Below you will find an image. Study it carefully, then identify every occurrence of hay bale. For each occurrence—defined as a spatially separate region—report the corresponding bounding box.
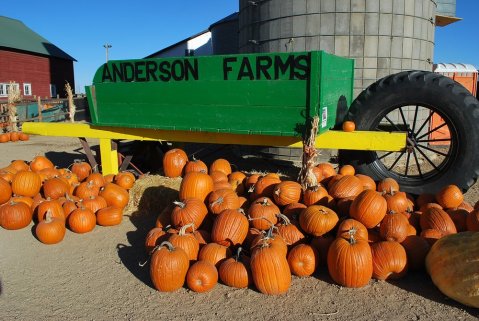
[125,174,181,216]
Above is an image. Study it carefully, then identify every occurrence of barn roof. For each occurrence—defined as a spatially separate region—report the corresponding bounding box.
[0,16,76,61]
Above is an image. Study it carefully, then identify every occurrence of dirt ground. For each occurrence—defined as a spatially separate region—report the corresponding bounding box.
[0,135,478,321]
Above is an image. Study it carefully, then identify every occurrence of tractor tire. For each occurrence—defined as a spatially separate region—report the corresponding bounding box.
[338,70,479,195]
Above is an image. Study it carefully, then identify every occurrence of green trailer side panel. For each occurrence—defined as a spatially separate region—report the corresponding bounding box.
[86,51,354,137]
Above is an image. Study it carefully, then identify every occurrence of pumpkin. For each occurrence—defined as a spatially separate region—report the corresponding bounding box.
[96,206,123,226]
[35,211,66,244]
[150,241,189,292]
[184,157,208,174]
[168,223,200,261]
[171,199,208,231]
[401,235,430,271]
[327,230,373,288]
[11,171,42,197]
[178,172,214,202]
[384,191,411,214]
[74,180,100,199]
[11,196,34,208]
[379,212,409,242]
[0,177,12,205]
[370,241,408,280]
[81,195,108,214]
[275,214,305,247]
[62,196,78,219]
[425,232,479,308]
[162,148,188,178]
[211,208,249,247]
[29,155,54,172]
[71,160,92,182]
[9,131,19,142]
[247,197,279,230]
[249,175,281,200]
[250,227,288,256]
[186,260,218,292]
[302,185,329,206]
[299,205,338,237]
[250,239,291,295]
[435,184,464,209]
[42,177,70,200]
[328,175,363,199]
[8,160,29,173]
[420,207,457,235]
[377,177,400,194]
[336,218,368,241]
[198,243,232,268]
[416,193,436,208]
[209,158,232,176]
[208,188,240,215]
[68,207,96,233]
[355,174,376,190]
[420,229,444,246]
[287,244,318,277]
[38,167,61,182]
[113,171,136,190]
[0,201,32,230]
[310,235,334,267]
[315,163,337,184]
[145,226,176,254]
[218,247,252,288]
[36,198,65,222]
[85,172,105,188]
[273,181,302,206]
[283,202,307,220]
[99,183,129,209]
[156,205,173,229]
[338,164,355,176]
[342,120,355,132]
[446,208,469,232]
[209,170,228,184]
[349,190,387,228]
[228,171,246,195]
[19,132,29,141]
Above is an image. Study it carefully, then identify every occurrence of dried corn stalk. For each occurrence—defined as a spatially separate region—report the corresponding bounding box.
[298,116,319,190]
[7,81,21,132]
[65,82,76,123]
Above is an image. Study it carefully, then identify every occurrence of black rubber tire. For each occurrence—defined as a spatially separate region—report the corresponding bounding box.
[338,70,479,195]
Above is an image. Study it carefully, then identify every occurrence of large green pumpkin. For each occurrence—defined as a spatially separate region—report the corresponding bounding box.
[425,231,479,308]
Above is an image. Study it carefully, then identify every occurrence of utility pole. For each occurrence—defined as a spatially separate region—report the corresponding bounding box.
[103,43,112,62]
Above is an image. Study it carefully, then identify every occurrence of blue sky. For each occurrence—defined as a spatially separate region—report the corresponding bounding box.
[2,1,478,94]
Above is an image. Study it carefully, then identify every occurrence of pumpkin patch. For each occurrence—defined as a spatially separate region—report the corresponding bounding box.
[2,148,478,308]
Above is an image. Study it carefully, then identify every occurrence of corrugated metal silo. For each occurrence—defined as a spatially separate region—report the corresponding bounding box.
[239,0,437,97]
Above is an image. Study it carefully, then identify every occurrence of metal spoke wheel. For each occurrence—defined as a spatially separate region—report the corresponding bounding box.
[338,71,479,195]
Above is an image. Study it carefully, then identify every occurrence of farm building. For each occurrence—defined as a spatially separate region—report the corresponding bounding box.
[0,16,76,102]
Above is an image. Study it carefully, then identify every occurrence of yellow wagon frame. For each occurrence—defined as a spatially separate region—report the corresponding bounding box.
[22,122,406,175]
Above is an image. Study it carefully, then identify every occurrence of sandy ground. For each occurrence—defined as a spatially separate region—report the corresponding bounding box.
[0,135,478,321]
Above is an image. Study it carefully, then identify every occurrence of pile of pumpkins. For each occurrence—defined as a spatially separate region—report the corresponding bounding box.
[0,131,29,143]
[0,156,133,244]
[146,148,479,308]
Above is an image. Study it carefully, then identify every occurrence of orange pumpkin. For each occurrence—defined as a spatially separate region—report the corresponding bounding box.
[186,260,218,293]
[178,172,214,202]
[162,148,188,178]
[150,241,189,292]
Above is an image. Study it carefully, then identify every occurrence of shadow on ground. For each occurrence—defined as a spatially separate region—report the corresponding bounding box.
[116,185,179,290]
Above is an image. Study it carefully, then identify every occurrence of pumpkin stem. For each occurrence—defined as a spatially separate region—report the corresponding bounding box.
[260,197,270,206]
[179,223,195,235]
[44,209,53,223]
[210,196,224,207]
[276,213,291,226]
[234,247,243,262]
[173,201,186,209]
[159,241,175,252]
[348,228,357,245]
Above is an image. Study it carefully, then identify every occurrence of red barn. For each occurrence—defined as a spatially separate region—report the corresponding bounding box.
[0,16,76,102]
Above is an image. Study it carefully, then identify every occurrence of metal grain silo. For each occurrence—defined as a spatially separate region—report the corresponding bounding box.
[239,0,437,97]
[210,13,239,55]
